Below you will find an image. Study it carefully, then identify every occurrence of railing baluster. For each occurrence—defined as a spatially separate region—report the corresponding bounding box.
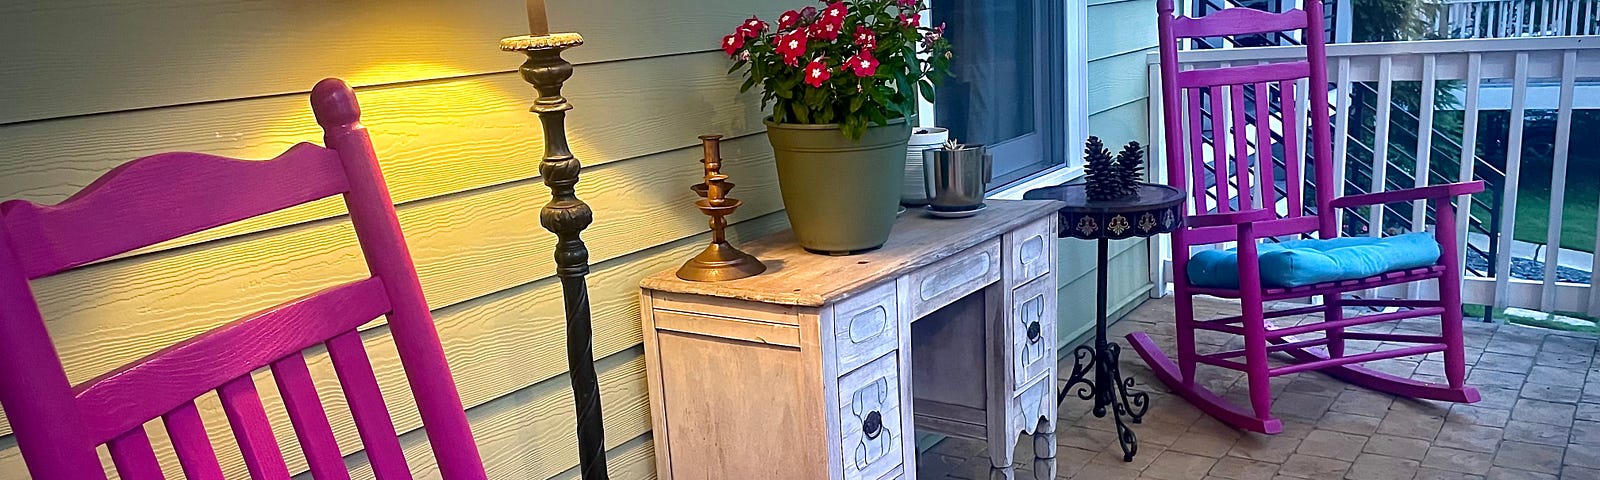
[1333,57,1353,235]
[1492,52,1529,315]
[1541,50,1576,312]
[1413,55,1438,232]
[1370,56,1394,237]
[1458,53,1483,287]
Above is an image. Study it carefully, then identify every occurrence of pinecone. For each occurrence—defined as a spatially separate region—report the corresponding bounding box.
[1083,136,1120,201]
[1114,141,1146,197]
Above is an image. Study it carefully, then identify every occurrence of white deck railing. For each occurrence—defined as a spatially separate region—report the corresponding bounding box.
[1435,0,1600,38]
[1147,36,1600,315]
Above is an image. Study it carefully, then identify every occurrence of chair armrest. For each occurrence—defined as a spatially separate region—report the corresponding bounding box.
[1329,181,1485,209]
[1187,208,1275,228]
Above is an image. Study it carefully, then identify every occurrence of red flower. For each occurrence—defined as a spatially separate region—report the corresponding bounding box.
[810,21,841,41]
[854,26,877,50]
[777,10,801,30]
[739,16,767,38]
[821,2,848,26]
[776,29,809,66]
[845,50,880,77]
[898,12,921,27]
[721,33,745,56]
[897,0,917,7]
[803,59,832,87]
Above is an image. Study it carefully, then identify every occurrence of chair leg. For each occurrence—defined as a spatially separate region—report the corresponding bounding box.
[1175,289,1198,386]
[1440,279,1467,389]
[1324,294,1345,358]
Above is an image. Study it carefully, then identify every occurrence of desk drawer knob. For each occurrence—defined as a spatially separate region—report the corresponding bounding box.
[1027,320,1042,343]
[862,411,883,439]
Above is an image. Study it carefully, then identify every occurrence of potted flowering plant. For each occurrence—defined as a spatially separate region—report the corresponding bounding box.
[723,0,952,254]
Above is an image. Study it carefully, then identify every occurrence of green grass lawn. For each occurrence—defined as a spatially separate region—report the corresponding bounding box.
[1507,150,1600,254]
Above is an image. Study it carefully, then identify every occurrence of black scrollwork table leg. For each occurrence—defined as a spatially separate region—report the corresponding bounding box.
[1057,237,1150,462]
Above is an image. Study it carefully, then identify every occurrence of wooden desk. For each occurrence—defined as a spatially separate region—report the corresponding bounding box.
[640,200,1063,480]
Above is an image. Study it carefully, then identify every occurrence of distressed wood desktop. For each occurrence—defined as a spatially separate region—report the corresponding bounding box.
[639,200,1063,480]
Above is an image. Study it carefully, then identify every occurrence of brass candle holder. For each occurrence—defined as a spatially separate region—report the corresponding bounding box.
[677,135,767,282]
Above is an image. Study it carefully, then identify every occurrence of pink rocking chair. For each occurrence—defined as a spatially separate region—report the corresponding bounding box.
[0,79,489,478]
[1128,0,1486,434]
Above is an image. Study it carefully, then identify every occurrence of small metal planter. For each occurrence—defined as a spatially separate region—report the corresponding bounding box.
[923,144,992,217]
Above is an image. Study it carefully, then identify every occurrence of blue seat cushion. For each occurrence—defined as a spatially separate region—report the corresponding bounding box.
[1186,232,1442,289]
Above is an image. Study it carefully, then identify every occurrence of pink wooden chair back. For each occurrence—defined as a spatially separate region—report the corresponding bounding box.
[1155,0,1338,246]
[0,79,487,479]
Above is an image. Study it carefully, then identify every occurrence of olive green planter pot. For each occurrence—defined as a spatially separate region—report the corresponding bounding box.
[766,117,911,254]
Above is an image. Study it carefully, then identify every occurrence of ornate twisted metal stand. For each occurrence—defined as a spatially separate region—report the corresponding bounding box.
[502,32,610,480]
[1025,183,1185,463]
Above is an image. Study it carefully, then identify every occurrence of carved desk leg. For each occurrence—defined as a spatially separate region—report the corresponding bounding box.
[1033,416,1057,480]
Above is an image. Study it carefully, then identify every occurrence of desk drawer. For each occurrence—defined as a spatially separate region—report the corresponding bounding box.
[838,352,905,480]
[1006,217,1054,288]
[833,281,900,376]
[1012,274,1056,389]
[908,239,1001,318]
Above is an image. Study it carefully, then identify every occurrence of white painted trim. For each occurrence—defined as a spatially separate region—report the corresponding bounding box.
[987,165,1084,200]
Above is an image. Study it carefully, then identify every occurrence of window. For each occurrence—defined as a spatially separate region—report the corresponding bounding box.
[927,0,1085,188]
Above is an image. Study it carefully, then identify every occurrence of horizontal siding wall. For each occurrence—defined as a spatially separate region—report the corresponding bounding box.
[0,0,798,478]
[1058,0,1160,345]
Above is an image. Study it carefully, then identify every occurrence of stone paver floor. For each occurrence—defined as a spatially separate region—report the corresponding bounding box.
[916,296,1600,479]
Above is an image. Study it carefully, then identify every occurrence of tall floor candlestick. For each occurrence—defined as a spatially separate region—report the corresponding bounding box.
[502,28,609,480]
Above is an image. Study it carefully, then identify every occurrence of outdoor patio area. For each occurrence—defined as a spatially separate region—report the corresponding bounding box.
[919,296,1600,479]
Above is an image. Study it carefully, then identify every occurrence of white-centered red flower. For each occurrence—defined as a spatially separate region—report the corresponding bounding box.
[897,0,918,8]
[739,17,767,38]
[822,2,848,26]
[722,33,745,56]
[777,10,801,30]
[810,21,841,41]
[898,12,921,27]
[844,50,880,77]
[854,26,877,50]
[804,59,832,87]
[776,29,809,66]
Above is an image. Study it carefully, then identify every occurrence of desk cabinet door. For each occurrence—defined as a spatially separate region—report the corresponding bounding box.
[837,352,905,480]
[1013,274,1056,389]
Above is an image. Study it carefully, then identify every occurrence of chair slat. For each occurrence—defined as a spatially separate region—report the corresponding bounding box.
[1186,88,1210,214]
[272,353,352,480]
[75,276,391,444]
[1211,86,1232,211]
[1177,61,1311,89]
[107,427,165,480]
[1229,83,1253,210]
[1254,82,1276,211]
[1169,7,1309,38]
[0,143,348,279]
[218,376,292,479]
[1280,80,1303,216]
[162,401,226,480]
[327,331,412,478]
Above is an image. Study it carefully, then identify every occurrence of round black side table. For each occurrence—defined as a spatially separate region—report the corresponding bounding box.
[1023,182,1184,462]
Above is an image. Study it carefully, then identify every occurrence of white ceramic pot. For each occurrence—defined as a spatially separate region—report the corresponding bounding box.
[902,127,950,206]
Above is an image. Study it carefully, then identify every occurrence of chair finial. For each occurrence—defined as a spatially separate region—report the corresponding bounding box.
[311,78,362,129]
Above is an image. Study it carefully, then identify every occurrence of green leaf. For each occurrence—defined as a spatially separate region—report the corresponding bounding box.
[918,80,935,103]
[740,77,757,93]
[728,60,747,74]
[849,94,866,113]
